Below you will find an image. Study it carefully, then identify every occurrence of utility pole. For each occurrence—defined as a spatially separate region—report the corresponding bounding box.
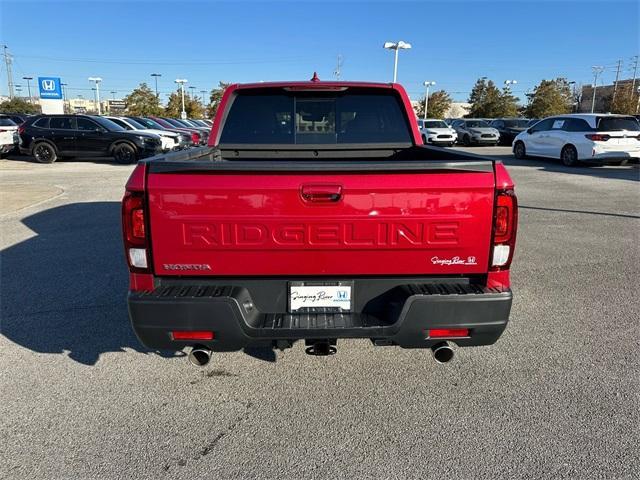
[611,59,622,106]
[3,45,14,99]
[590,66,605,113]
[333,54,343,80]
[630,56,639,93]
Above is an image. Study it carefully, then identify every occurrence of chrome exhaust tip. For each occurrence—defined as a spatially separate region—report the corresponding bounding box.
[431,341,454,364]
[188,345,212,367]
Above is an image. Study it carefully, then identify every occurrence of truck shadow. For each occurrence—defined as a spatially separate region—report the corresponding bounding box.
[0,201,181,365]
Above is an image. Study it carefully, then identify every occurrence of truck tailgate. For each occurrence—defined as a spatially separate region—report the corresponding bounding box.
[147,170,495,276]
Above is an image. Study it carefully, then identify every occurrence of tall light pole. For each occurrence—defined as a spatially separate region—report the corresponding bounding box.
[590,66,604,113]
[383,41,411,83]
[151,73,161,98]
[175,79,188,119]
[200,90,207,104]
[110,90,117,100]
[15,84,22,97]
[422,81,436,120]
[189,86,196,100]
[61,82,68,113]
[22,76,33,102]
[88,77,103,114]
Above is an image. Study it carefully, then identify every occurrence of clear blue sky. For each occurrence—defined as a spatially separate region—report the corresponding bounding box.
[1,0,638,103]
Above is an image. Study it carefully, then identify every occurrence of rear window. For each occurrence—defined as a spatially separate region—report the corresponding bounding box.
[33,117,49,128]
[503,119,529,128]
[0,118,16,126]
[219,89,412,144]
[424,121,448,128]
[596,116,639,132]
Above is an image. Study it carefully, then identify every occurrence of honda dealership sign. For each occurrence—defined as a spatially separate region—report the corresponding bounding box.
[38,77,64,114]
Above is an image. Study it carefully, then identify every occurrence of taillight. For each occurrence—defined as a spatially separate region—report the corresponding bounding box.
[122,190,149,272]
[191,132,201,144]
[18,125,25,134]
[585,133,610,141]
[490,189,518,270]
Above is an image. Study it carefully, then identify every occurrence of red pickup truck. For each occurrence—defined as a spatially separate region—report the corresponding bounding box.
[123,78,517,366]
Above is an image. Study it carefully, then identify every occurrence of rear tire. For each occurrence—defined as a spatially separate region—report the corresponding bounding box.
[513,141,527,159]
[561,145,578,167]
[33,142,57,164]
[112,143,137,164]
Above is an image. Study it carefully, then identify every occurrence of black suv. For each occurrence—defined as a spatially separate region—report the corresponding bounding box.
[19,114,162,163]
[489,118,530,146]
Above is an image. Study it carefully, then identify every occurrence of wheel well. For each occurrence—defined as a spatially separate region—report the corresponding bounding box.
[32,139,58,153]
[562,143,577,152]
[109,140,137,154]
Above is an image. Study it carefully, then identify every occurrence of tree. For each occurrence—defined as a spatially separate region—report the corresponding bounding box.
[0,97,41,114]
[415,90,452,119]
[164,89,205,118]
[609,84,640,115]
[468,78,519,118]
[525,78,573,118]
[123,83,163,116]
[207,81,231,118]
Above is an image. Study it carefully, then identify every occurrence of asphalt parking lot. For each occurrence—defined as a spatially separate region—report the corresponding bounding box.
[1,148,639,480]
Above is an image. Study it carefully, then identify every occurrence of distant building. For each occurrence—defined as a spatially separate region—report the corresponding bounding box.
[579,79,636,113]
[410,100,471,119]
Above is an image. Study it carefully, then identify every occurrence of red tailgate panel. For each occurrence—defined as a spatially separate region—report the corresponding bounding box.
[148,172,495,276]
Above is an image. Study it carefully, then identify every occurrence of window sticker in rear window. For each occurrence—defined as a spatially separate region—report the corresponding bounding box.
[552,120,565,129]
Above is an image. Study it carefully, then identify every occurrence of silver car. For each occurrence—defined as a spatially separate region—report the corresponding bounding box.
[452,119,500,146]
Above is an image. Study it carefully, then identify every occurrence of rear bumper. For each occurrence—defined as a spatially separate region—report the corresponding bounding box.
[128,281,512,351]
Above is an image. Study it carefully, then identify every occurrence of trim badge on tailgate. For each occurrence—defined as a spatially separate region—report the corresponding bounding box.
[431,256,477,266]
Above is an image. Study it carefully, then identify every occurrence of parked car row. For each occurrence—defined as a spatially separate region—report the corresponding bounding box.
[420,117,534,147]
[15,114,213,164]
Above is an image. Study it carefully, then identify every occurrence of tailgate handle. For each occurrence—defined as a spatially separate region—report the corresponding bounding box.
[301,184,343,202]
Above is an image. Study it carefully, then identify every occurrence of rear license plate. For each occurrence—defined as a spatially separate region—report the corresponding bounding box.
[289,282,353,312]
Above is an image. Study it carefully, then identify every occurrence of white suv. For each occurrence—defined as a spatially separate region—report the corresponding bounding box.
[513,114,640,166]
[417,119,457,146]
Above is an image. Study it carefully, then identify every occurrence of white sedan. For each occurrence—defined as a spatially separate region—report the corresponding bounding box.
[513,114,640,166]
[417,119,458,146]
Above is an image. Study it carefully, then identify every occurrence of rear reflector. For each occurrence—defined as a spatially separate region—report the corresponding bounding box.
[128,248,148,268]
[428,328,469,338]
[492,244,510,267]
[171,331,214,341]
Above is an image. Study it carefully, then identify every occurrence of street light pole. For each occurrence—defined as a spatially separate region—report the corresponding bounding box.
[200,90,207,104]
[61,83,68,113]
[383,41,412,83]
[189,86,196,100]
[88,77,103,114]
[151,73,161,98]
[590,66,604,113]
[423,81,436,120]
[110,91,117,100]
[175,79,188,119]
[22,76,33,102]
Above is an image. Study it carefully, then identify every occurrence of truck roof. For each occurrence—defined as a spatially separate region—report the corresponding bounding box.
[232,80,396,90]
